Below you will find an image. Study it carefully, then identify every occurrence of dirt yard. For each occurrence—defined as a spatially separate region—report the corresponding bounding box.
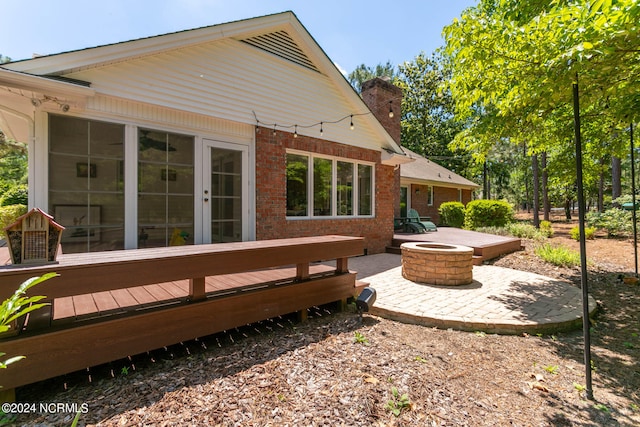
[10,212,640,426]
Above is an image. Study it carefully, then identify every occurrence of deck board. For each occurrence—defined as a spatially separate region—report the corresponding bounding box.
[91,291,120,313]
[50,265,342,321]
[72,294,98,317]
[156,281,188,299]
[142,283,176,302]
[109,289,140,310]
[125,286,157,306]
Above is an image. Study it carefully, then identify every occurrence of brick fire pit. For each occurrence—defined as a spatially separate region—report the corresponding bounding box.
[401,242,474,286]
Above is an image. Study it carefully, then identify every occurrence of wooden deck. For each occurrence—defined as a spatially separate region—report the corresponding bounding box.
[49,264,337,324]
[389,227,522,264]
[0,235,365,390]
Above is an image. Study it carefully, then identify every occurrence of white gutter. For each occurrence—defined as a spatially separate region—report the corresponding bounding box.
[0,67,95,97]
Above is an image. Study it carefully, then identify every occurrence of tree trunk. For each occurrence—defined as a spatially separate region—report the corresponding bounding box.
[483,160,489,199]
[523,144,530,212]
[542,152,549,221]
[598,157,605,212]
[532,154,540,227]
[612,156,622,203]
[564,192,572,220]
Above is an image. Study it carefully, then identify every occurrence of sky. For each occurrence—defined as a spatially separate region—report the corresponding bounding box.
[1,0,477,75]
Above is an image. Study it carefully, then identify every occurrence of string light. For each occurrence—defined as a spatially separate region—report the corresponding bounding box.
[252,110,370,137]
[388,100,394,118]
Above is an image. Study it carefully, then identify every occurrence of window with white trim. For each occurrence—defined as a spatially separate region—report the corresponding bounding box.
[286,151,374,218]
[427,185,433,206]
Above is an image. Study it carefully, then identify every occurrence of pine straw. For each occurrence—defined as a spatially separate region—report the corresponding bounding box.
[13,236,640,426]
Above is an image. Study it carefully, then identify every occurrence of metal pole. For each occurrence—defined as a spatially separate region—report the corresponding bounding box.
[631,122,638,277]
[572,75,593,400]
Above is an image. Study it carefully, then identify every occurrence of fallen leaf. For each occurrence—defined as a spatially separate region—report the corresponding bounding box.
[529,373,545,382]
[528,381,549,392]
[364,376,379,384]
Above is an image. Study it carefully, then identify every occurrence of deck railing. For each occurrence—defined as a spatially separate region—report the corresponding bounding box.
[0,235,364,390]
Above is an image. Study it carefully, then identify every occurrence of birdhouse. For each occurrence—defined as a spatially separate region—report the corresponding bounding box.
[3,208,65,265]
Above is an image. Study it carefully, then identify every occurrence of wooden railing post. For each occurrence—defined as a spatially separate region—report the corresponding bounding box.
[189,277,206,301]
[336,257,349,274]
[296,263,309,281]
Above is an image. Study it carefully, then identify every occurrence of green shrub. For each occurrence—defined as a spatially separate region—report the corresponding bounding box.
[439,201,465,227]
[464,199,514,230]
[0,184,28,206]
[475,226,509,236]
[506,223,546,240]
[587,208,634,237]
[534,243,581,267]
[540,220,554,238]
[478,223,547,240]
[570,226,596,241]
[0,204,27,239]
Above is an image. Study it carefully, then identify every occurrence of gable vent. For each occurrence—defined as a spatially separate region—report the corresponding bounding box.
[240,30,320,73]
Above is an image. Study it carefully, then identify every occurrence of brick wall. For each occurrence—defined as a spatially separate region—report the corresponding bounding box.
[407,184,474,224]
[255,128,396,254]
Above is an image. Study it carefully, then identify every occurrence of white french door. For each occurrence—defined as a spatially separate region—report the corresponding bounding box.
[202,140,249,243]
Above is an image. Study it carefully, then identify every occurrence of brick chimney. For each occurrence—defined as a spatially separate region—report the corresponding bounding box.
[361,77,402,145]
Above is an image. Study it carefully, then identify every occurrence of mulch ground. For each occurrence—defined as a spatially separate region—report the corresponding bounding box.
[9,215,640,426]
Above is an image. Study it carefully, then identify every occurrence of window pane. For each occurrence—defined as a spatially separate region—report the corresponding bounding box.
[90,120,124,157]
[49,115,124,253]
[313,158,332,216]
[358,164,373,216]
[49,115,88,155]
[138,128,194,248]
[337,161,353,216]
[286,154,308,216]
[138,130,168,162]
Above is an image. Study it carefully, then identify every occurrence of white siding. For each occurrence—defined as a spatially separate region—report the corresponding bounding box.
[64,38,389,152]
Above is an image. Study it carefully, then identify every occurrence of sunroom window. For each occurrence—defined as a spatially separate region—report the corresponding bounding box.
[48,115,125,253]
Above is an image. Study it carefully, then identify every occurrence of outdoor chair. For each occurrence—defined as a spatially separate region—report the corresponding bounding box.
[407,209,438,232]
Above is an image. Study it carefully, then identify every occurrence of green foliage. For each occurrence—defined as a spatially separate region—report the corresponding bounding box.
[0,134,27,197]
[439,201,465,227]
[534,243,581,267]
[544,364,559,375]
[394,53,473,179]
[505,223,546,240]
[1,274,54,374]
[0,204,27,239]
[385,386,411,417]
[539,221,554,238]
[348,61,396,93]
[441,0,639,212]
[570,226,596,241]
[476,222,547,240]
[464,199,514,230]
[587,208,634,237]
[353,331,369,345]
[0,184,28,207]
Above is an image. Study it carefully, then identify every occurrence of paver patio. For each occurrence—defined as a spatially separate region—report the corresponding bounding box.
[341,253,597,335]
